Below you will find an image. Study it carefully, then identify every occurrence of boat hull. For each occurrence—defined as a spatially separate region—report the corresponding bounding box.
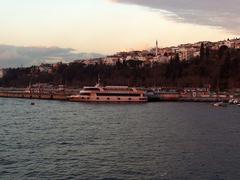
[68,96,147,103]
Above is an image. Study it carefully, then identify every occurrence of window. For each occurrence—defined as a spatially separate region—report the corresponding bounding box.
[84,88,100,91]
[97,93,140,97]
[80,93,91,96]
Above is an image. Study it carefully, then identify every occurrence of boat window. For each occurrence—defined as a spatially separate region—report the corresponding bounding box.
[80,93,91,96]
[97,93,141,97]
[103,88,133,91]
[84,88,100,91]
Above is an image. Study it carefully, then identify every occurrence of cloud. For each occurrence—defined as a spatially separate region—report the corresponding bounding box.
[0,45,104,68]
[112,0,240,33]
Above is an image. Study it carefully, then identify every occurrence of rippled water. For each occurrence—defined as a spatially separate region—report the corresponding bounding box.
[0,98,240,180]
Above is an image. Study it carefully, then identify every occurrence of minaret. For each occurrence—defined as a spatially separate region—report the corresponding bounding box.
[155,40,158,57]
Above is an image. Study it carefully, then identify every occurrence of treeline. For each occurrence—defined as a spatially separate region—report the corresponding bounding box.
[1,45,240,90]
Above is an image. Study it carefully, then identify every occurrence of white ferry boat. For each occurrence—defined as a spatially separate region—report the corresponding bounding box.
[68,84,147,103]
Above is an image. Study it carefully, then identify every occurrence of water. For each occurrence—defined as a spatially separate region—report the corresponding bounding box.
[0,98,240,180]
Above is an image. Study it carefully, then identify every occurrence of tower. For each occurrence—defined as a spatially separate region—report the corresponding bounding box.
[155,40,158,57]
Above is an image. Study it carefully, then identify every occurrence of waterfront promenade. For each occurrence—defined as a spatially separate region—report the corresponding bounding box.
[0,87,234,102]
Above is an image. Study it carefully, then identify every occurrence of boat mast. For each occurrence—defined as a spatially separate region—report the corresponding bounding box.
[96,74,102,87]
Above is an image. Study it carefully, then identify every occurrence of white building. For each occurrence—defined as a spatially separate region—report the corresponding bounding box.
[152,55,170,63]
[79,58,103,65]
[0,69,5,78]
[178,47,199,61]
[103,56,120,65]
[224,40,235,48]
[136,56,147,62]
[38,64,53,73]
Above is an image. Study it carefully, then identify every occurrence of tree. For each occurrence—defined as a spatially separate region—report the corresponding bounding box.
[200,43,205,60]
[218,45,228,59]
[206,46,210,60]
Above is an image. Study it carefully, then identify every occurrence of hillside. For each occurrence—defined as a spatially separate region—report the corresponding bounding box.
[0,46,240,90]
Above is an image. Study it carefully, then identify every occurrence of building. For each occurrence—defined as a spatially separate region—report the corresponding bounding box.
[153,55,170,63]
[103,56,120,65]
[178,48,198,61]
[0,69,5,79]
[224,39,235,48]
[38,63,53,73]
[80,58,103,65]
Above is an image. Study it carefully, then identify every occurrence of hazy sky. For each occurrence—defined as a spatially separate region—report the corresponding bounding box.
[0,0,239,67]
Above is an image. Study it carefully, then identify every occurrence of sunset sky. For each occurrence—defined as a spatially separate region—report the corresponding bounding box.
[0,0,239,67]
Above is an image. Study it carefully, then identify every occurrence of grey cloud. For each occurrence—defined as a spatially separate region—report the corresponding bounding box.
[0,45,104,68]
[113,0,240,32]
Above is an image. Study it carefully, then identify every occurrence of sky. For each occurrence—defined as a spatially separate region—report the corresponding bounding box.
[0,0,239,67]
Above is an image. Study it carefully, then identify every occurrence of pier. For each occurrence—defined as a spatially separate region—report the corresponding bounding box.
[0,87,80,101]
[147,93,231,102]
[0,91,68,101]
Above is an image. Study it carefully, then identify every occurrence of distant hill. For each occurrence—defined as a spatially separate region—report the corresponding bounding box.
[0,44,104,68]
[72,53,105,60]
[1,46,240,90]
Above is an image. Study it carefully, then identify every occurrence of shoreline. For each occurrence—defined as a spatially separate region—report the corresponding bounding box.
[0,88,235,103]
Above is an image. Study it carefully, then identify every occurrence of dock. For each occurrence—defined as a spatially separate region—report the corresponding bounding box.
[0,87,80,101]
[0,91,68,101]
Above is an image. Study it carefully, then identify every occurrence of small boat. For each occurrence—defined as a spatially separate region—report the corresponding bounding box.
[228,99,234,104]
[237,104,240,107]
[30,102,35,105]
[233,99,239,104]
[213,102,227,107]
